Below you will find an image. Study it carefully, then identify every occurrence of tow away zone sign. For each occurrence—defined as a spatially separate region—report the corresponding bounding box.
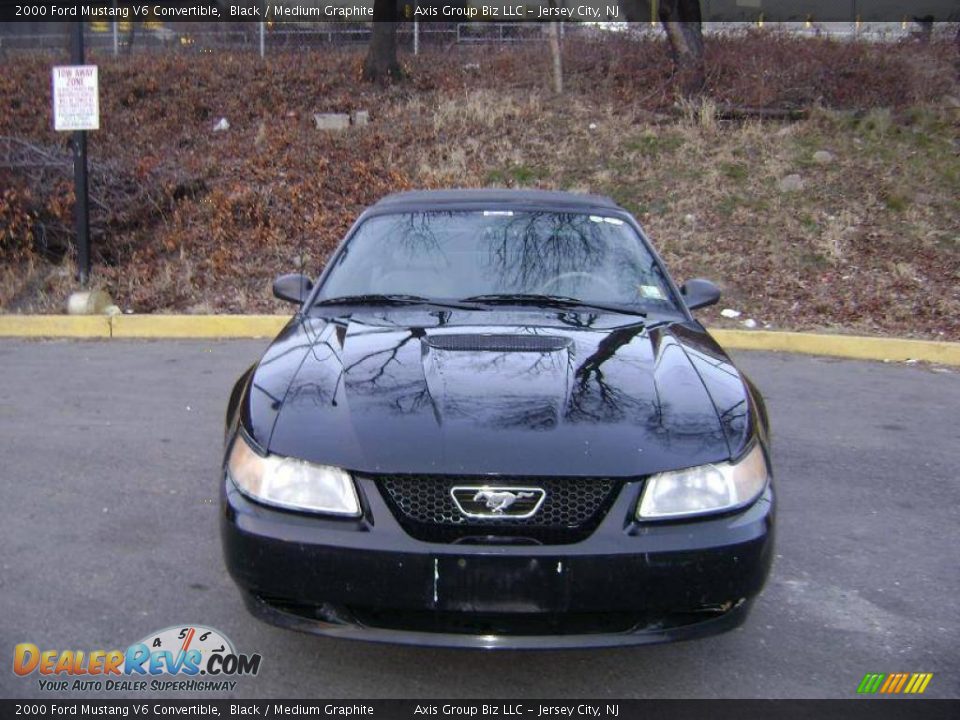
[52,65,99,131]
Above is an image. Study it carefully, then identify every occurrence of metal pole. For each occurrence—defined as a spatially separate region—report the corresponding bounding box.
[259,21,265,58]
[413,20,419,56]
[71,22,91,285]
[548,22,563,94]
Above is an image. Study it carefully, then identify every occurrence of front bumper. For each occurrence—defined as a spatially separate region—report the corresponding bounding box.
[222,475,774,649]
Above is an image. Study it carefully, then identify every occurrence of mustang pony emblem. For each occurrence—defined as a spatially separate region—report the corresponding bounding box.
[450,486,547,519]
[474,489,536,513]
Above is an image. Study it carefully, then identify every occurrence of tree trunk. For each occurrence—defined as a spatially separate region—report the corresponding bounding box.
[912,16,933,44]
[363,0,403,83]
[954,22,960,81]
[659,0,705,96]
[125,21,137,56]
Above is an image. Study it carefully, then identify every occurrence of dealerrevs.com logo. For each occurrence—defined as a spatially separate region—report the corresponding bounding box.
[13,625,262,693]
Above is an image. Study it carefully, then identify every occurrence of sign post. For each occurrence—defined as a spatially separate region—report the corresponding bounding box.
[52,23,98,285]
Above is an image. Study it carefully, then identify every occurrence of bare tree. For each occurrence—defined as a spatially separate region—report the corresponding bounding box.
[621,0,705,95]
[124,21,137,56]
[660,0,705,93]
[363,0,404,82]
[912,15,934,43]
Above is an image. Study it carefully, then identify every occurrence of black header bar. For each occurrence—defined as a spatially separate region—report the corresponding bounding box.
[0,700,957,720]
[0,1,958,24]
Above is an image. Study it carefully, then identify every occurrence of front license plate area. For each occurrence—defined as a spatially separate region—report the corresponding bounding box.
[434,555,569,613]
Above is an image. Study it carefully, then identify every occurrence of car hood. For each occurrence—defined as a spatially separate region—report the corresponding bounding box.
[245,310,753,477]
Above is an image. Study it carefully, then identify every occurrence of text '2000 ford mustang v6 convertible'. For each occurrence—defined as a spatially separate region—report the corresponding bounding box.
[221,189,774,649]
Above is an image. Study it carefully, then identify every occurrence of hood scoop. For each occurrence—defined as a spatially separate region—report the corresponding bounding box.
[421,333,573,431]
[425,334,572,353]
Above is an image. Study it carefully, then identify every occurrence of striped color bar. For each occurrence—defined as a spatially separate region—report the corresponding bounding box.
[857,674,885,694]
[858,673,933,694]
[903,673,934,694]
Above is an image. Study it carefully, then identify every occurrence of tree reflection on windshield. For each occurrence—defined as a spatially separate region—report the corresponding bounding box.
[318,210,676,309]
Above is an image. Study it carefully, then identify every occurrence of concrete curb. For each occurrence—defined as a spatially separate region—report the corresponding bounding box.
[709,329,960,366]
[110,314,287,338]
[0,315,112,338]
[0,315,958,366]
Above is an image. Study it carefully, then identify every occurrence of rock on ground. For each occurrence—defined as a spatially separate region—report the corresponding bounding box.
[813,150,834,164]
[779,174,805,192]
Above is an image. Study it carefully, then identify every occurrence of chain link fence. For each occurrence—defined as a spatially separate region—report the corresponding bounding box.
[0,21,564,55]
[2,20,950,57]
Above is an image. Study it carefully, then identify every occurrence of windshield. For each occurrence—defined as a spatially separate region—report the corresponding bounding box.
[316,210,678,310]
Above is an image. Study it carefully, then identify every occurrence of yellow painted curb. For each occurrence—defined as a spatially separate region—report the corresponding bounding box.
[0,315,958,365]
[110,314,287,338]
[0,314,111,338]
[711,329,960,366]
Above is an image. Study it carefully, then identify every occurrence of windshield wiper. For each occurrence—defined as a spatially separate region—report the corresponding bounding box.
[313,294,473,310]
[459,293,647,317]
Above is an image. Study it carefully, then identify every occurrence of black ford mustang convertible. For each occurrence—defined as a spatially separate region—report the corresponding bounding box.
[221,189,774,648]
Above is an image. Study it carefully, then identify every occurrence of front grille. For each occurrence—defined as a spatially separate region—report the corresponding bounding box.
[375,475,621,544]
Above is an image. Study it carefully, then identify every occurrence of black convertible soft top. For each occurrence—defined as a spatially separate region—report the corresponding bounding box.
[370,188,620,213]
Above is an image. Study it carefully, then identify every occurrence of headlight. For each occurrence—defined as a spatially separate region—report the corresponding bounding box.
[227,434,360,516]
[637,443,768,520]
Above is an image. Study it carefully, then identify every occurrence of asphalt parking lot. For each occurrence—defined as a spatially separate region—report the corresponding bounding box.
[1,339,957,699]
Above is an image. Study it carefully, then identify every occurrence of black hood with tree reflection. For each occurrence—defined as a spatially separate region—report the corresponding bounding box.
[241,309,759,478]
[238,191,760,478]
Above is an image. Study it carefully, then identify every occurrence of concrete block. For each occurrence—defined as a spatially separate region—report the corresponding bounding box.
[314,113,350,131]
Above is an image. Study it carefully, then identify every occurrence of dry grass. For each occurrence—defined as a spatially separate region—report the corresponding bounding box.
[1,36,958,338]
[396,94,960,339]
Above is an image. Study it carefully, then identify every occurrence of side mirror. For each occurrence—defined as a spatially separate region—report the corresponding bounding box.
[273,273,313,305]
[680,278,721,311]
